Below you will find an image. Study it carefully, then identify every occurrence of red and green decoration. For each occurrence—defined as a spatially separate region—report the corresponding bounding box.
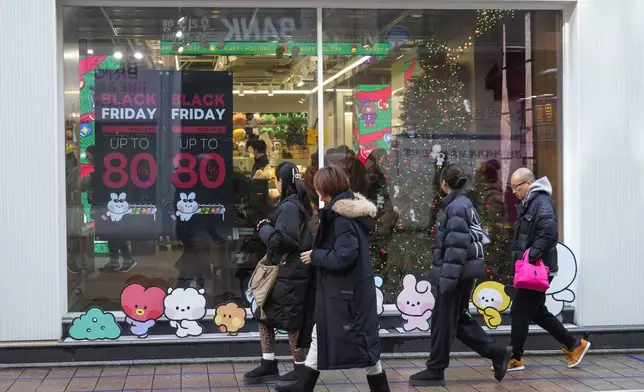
[353,85,392,162]
[79,55,121,253]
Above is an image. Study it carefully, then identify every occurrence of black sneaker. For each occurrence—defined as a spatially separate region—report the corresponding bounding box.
[243,359,280,385]
[67,262,81,274]
[492,346,513,382]
[276,363,305,387]
[275,366,319,392]
[99,261,120,272]
[409,368,445,387]
[118,259,138,273]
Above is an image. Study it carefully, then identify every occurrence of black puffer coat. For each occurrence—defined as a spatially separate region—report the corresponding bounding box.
[511,177,558,273]
[255,195,313,330]
[298,191,380,370]
[431,189,486,294]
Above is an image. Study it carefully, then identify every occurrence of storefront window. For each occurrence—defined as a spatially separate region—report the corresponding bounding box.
[320,9,562,313]
[63,5,565,338]
[64,7,319,314]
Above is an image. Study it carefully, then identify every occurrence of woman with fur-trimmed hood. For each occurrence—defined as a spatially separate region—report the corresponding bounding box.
[281,165,390,392]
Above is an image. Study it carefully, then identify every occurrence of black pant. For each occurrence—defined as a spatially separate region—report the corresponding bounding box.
[510,277,576,359]
[427,279,505,371]
[108,240,131,262]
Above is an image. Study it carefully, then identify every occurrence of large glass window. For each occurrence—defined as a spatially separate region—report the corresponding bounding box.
[64,7,318,313]
[63,5,565,337]
[319,9,563,313]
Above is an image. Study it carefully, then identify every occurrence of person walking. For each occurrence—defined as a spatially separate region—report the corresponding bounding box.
[279,165,390,392]
[409,164,512,387]
[244,162,314,386]
[507,168,590,371]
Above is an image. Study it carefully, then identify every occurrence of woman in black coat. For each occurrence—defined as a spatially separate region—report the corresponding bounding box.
[244,162,313,385]
[276,165,390,392]
[409,164,512,387]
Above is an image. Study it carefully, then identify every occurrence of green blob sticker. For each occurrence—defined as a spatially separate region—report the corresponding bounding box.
[69,307,122,341]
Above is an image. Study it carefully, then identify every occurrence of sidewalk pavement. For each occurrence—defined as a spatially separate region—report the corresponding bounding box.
[1,354,644,392]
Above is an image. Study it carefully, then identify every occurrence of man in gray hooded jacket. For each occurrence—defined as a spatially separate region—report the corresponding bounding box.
[507,168,590,372]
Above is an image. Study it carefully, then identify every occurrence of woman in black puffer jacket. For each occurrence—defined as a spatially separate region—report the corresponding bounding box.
[244,162,313,386]
[277,165,390,392]
[409,164,511,387]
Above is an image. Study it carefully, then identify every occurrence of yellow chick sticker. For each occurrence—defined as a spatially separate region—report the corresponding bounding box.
[214,302,246,336]
[471,281,512,329]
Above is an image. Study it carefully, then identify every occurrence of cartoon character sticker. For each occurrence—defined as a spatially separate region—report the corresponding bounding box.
[359,99,378,127]
[176,192,201,221]
[214,302,247,336]
[375,276,384,316]
[471,281,513,329]
[120,283,166,338]
[69,307,121,341]
[163,287,207,338]
[545,243,578,317]
[106,192,131,222]
[396,274,435,332]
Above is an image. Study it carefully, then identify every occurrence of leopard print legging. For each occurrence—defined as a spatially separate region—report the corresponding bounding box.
[259,322,307,362]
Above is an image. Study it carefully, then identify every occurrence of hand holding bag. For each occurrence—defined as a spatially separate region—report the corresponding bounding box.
[247,254,287,320]
[513,248,550,292]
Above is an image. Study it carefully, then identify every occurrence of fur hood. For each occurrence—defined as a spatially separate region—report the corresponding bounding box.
[331,192,378,219]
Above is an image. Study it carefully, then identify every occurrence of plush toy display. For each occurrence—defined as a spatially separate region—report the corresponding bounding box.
[306,127,318,145]
[233,113,247,126]
[233,128,246,142]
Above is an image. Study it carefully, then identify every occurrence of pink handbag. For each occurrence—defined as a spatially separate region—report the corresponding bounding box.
[513,249,550,292]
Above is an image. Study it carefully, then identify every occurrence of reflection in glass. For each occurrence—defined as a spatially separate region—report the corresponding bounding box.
[321,9,561,303]
[64,7,318,312]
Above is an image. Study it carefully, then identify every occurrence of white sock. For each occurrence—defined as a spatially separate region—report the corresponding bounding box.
[263,353,275,361]
[365,360,383,376]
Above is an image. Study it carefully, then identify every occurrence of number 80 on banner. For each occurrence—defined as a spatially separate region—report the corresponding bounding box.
[102,152,225,189]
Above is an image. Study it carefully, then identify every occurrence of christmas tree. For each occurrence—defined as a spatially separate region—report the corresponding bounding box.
[370,37,473,301]
[371,11,517,301]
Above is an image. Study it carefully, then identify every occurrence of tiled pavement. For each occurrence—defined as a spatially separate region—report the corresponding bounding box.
[1,354,644,392]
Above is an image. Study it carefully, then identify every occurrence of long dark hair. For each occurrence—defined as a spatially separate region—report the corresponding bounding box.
[276,162,313,217]
[440,163,468,190]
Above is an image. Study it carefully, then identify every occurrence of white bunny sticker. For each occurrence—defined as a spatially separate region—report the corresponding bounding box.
[106,192,131,222]
[396,274,435,332]
[176,192,201,221]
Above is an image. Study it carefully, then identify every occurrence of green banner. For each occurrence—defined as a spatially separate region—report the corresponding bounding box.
[160,41,391,56]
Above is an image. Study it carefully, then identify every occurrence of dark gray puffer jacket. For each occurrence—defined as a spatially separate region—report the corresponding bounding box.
[431,189,486,294]
[511,177,558,274]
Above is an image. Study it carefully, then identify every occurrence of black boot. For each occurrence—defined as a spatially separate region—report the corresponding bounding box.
[275,365,320,392]
[408,368,445,387]
[243,359,280,385]
[366,371,391,392]
[492,346,512,382]
[276,363,305,387]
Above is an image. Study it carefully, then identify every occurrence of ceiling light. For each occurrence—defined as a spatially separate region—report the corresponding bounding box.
[134,52,143,60]
[268,86,274,97]
[177,46,184,53]
[345,101,353,106]
[113,51,123,60]
[297,80,304,87]
[344,112,353,116]
[176,31,183,38]
[412,14,423,18]
[396,53,404,60]
[87,48,94,55]
[239,84,244,96]
[178,16,186,24]
[232,89,310,95]
[311,56,371,93]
